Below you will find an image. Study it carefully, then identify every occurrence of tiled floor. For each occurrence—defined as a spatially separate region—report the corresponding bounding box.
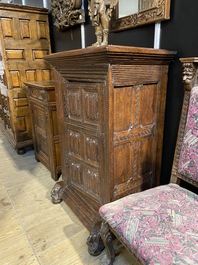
[0,130,132,265]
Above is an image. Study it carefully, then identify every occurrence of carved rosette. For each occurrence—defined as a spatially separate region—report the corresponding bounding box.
[50,0,85,31]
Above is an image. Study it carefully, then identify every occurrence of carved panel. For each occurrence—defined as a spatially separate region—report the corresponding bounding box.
[50,0,85,31]
[138,137,154,177]
[51,109,59,136]
[113,135,154,199]
[35,133,48,157]
[83,91,99,124]
[84,134,99,166]
[68,129,82,158]
[1,17,13,37]
[36,20,48,39]
[83,166,100,199]
[114,143,131,188]
[139,84,157,127]
[33,49,49,59]
[113,86,136,132]
[113,83,157,143]
[67,88,81,120]
[9,70,20,88]
[70,160,83,188]
[19,19,30,39]
[41,69,51,81]
[6,49,24,60]
[25,70,36,82]
[34,107,47,133]
[16,116,27,133]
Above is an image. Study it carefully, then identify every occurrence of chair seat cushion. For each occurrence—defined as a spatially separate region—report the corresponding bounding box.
[99,184,198,265]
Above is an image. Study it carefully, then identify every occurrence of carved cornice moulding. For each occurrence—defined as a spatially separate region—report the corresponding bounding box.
[50,0,85,31]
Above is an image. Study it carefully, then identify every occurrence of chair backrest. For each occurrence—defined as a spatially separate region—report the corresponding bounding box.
[170,57,198,189]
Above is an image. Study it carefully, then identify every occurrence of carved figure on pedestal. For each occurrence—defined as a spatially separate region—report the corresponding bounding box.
[88,0,118,46]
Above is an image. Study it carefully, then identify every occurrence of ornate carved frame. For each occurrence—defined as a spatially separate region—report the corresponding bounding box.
[50,0,85,31]
[110,0,171,32]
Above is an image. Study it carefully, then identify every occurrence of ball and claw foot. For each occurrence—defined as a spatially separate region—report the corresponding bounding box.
[51,182,64,204]
[17,148,26,155]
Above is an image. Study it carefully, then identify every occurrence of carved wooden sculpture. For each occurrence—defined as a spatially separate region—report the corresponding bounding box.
[51,0,85,31]
[88,0,118,46]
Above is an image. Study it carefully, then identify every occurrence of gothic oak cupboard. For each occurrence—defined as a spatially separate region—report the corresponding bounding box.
[45,45,176,234]
[0,4,52,154]
[25,81,61,181]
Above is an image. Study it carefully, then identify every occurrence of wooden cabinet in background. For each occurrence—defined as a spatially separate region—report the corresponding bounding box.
[25,81,61,181]
[0,3,52,154]
[45,45,176,232]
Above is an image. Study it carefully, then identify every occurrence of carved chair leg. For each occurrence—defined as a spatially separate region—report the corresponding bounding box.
[87,221,105,256]
[100,221,115,265]
[51,181,64,204]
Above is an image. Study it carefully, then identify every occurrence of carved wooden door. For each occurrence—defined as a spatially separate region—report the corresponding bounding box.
[63,82,105,203]
[0,4,52,153]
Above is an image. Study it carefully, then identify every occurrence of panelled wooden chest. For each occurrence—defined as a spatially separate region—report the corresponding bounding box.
[0,3,52,154]
[25,81,61,181]
[45,45,176,231]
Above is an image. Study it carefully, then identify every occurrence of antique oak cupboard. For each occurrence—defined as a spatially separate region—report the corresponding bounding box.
[0,3,52,154]
[45,45,176,234]
[25,81,61,181]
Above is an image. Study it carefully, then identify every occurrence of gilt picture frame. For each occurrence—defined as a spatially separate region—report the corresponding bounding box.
[110,0,171,32]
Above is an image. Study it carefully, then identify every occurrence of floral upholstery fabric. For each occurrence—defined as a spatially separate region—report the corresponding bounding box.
[99,184,198,265]
[178,86,198,181]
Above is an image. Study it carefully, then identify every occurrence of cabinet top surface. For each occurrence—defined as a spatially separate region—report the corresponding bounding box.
[45,45,176,60]
[45,45,176,69]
